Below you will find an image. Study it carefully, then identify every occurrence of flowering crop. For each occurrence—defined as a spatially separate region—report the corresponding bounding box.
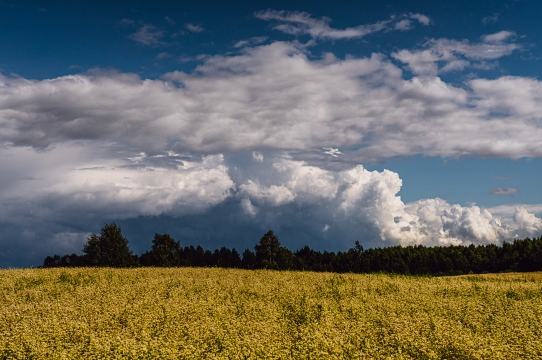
[1,268,541,359]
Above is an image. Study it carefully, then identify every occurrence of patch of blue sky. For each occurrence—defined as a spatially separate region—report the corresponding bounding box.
[365,155,542,210]
[2,0,539,81]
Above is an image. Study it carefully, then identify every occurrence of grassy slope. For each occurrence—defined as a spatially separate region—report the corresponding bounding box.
[1,268,541,359]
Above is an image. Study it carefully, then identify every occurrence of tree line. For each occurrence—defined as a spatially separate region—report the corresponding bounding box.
[43,222,542,276]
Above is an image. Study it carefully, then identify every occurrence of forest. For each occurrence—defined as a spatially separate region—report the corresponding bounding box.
[43,222,542,276]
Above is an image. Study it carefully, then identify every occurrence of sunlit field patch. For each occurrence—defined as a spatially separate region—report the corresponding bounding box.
[1,268,541,359]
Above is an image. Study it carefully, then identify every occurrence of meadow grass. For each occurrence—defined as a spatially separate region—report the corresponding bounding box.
[1,268,541,359]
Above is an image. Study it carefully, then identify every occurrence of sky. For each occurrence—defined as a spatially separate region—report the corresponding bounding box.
[1,0,542,267]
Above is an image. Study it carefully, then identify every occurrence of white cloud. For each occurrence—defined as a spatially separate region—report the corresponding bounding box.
[393,35,520,76]
[155,52,171,60]
[0,146,540,265]
[0,40,540,165]
[392,49,440,76]
[240,198,258,216]
[1,11,541,266]
[239,180,295,206]
[485,204,542,217]
[119,18,135,27]
[471,61,498,70]
[323,148,343,157]
[407,200,506,244]
[0,143,235,265]
[468,76,542,119]
[0,144,235,220]
[489,187,519,196]
[395,19,413,31]
[234,36,268,48]
[512,207,542,238]
[439,59,470,73]
[409,13,431,26]
[129,24,165,45]
[255,10,428,40]
[252,151,264,162]
[481,30,515,43]
[185,23,204,33]
[482,13,499,25]
[237,157,542,246]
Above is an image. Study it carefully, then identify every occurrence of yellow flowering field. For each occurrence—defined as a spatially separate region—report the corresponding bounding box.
[1,268,541,359]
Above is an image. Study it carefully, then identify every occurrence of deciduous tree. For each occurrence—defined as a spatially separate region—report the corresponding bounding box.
[82,222,136,267]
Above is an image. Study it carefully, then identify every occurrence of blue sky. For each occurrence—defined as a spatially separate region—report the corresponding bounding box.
[1,0,542,267]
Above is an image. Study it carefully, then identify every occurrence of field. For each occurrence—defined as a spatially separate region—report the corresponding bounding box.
[1,268,541,359]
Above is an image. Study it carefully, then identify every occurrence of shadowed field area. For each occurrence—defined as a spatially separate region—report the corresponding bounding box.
[1,268,541,359]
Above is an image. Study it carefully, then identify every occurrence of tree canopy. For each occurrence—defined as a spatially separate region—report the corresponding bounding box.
[82,222,136,267]
[254,230,281,269]
[43,226,542,276]
[140,233,182,267]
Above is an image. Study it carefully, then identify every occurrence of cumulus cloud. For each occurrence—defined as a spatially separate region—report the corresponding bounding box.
[240,198,258,217]
[1,41,542,161]
[0,146,541,266]
[468,76,542,120]
[486,204,542,217]
[2,10,541,268]
[0,144,234,221]
[129,24,165,45]
[489,187,519,196]
[239,180,296,206]
[0,143,237,266]
[235,157,542,247]
[255,10,429,40]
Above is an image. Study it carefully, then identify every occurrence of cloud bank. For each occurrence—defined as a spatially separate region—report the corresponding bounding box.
[0,146,541,267]
[0,40,539,161]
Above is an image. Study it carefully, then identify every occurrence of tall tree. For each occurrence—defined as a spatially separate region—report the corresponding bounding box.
[254,230,281,269]
[82,222,136,267]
